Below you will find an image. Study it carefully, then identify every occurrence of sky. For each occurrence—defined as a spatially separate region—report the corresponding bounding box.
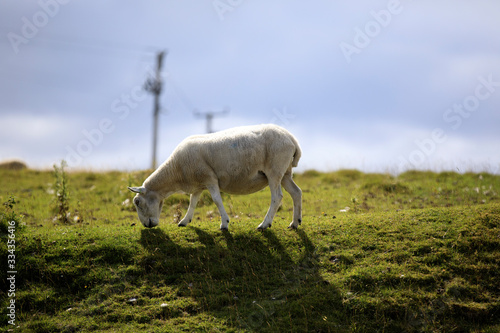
[1,0,499,174]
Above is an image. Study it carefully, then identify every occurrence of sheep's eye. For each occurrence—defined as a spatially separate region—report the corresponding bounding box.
[133,197,140,207]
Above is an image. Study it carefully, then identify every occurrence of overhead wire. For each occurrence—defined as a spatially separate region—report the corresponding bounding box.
[0,28,160,60]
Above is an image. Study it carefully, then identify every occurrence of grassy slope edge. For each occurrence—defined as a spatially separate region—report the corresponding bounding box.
[0,169,499,332]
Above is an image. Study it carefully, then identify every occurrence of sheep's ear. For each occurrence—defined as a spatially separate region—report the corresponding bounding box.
[128,186,147,194]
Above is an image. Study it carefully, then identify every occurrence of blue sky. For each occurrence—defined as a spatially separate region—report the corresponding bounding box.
[1,0,499,173]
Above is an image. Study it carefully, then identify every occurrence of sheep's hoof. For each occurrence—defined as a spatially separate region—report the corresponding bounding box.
[178,224,187,227]
[220,226,229,231]
[287,224,298,230]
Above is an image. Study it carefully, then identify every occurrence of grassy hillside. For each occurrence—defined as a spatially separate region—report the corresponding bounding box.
[1,168,499,332]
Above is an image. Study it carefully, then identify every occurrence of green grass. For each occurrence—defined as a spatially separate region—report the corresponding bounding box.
[1,169,499,332]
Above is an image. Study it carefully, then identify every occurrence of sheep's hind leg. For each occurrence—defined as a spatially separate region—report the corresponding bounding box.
[282,173,302,229]
[178,191,202,227]
[257,178,283,230]
[207,184,230,230]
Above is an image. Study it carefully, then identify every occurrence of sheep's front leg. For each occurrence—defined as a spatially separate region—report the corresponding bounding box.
[207,184,230,230]
[257,179,283,230]
[178,191,202,227]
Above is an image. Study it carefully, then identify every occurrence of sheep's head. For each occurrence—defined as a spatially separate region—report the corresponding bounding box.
[128,186,164,228]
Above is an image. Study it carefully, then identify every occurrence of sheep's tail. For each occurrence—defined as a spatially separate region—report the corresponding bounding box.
[291,135,302,168]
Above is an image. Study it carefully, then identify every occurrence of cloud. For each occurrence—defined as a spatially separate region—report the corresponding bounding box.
[1,1,499,173]
[0,112,81,167]
[0,113,75,143]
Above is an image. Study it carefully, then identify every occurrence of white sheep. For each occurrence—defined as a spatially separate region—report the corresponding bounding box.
[128,124,302,230]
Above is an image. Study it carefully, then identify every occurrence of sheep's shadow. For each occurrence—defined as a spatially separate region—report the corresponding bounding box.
[139,227,344,331]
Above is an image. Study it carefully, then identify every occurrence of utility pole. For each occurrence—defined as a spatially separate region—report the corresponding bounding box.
[144,50,167,169]
[194,107,229,133]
